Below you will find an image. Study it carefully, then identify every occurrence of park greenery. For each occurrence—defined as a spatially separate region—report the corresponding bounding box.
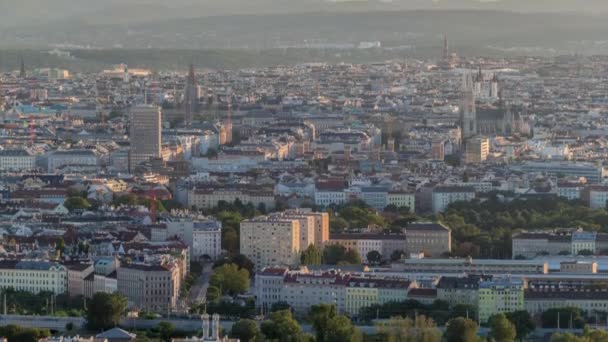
[209,263,250,296]
[85,292,128,330]
[376,315,442,342]
[440,195,608,259]
[0,324,50,342]
[358,299,476,325]
[0,289,85,317]
[550,326,608,342]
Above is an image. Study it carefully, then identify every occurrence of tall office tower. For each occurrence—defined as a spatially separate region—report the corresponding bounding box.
[129,105,162,172]
[183,64,199,126]
[460,72,477,142]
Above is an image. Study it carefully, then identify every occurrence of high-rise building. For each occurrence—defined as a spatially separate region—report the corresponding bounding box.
[465,136,489,164]
[129,105,162,172]
[460,72,477,142]
[240,216,301,271]
[183,64,199,126]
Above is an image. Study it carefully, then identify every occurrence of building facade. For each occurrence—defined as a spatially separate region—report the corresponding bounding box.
[240,217,300,271]
[129,105,162,172]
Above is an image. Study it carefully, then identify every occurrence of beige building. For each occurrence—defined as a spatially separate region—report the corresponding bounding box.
[328,233,407,263]
[282,209,330,247]
[129,105,162,172]
[240,216,301,271]
[117,263,180,313]
[65,262,94,297]
[187,188,275,211]
[560,261,597,274]
[405,222,452,257]
[465,136,489,164]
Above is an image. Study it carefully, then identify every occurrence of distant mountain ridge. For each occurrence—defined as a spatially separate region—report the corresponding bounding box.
[2,0,608,28]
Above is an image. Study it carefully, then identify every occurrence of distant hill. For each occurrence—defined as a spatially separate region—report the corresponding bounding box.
[2,0,608,29]
[2,10,607,55]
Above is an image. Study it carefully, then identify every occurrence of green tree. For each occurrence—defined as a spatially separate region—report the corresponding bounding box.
[309,304,337,342]
[260,310,302,341]
[0,325,50,342]
[451,304,477,321]
[343,249,362,265]
[325,315,362,342]
[270,301,291,313]
[445,317,478,342]
[390,250,405,261]
[64,196,91,211]
[366,250,382,264]
[541,307,585,329]
[231,319,260,342]
[550,327,608,342]
[85,292,128,330]
[157,321,175,342]
[489,314,516,342]
[505,311,535,341]
[210,263,250,296]
[206,286,221,301]
[222,227,240,255]
[378,316,442,342]
[300,245,322,265]
[549,332,584,342]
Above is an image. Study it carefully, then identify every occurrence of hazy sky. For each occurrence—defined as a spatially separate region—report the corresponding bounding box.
[2,0,607,27]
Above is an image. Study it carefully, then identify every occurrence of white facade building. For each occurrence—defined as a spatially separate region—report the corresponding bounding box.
[0,150,37,171]
[0,260,67,294]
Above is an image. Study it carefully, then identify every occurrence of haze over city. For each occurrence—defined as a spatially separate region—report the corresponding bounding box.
[2,1,608,341]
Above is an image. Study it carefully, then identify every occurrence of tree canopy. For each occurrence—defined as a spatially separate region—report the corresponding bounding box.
[323,245,362,265]
[377,315,442,342]
[444,317,479,342]
[300,245,323,266]
[231,319,260,342]
[209,263,250,296]
[489,314,516,342]
[86,292,128,330]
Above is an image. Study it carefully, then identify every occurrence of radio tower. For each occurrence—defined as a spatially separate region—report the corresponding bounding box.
[225,93,233,144]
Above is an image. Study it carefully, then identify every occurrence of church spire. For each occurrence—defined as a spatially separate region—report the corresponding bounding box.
[19,58,26,79]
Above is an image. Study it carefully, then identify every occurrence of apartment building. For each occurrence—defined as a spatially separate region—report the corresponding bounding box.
[328,233,406,263]
[240,216,301,271]
[283,209,329,246]
[405,222,452,257]
[187,188,275,210]
[64,262,94,297]
[0,149,37,171]
[117,263,181,312]
[166,218,222,259]
[255,267,415,316]
[436,275,483,308]
[0,260,67,294]
[478,278,525,323]
[386,192,416,212]
[512,229,608,258]
[431,186,476,214]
